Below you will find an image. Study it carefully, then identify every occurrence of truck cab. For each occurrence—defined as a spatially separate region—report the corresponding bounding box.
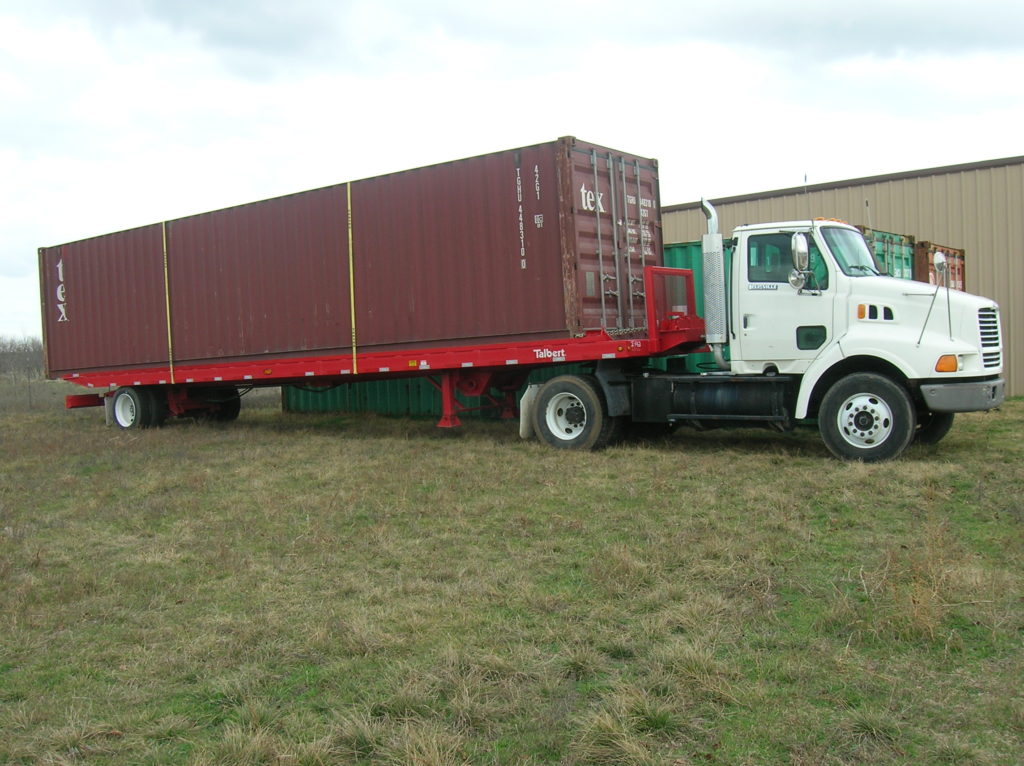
[704,214,1005,459]
[526,206,1005,462]
[730,219,1001,397]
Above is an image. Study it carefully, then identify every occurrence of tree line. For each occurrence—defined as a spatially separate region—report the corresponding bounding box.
[0,336,44,380]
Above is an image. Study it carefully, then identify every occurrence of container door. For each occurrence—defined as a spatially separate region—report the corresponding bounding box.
[562,141,661,336]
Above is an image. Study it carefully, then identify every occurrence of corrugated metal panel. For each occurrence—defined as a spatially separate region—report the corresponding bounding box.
[284,377,451,416]
[351,142,565,348]
[659,241,727,373]
[168,187,351,361]
[913,241,966,291]
[39,225,169,377]
[663,241,705,315]
[40,137,662,377]
[281,363,590,415]
[662,157,1024,395]
[857,227,916,280]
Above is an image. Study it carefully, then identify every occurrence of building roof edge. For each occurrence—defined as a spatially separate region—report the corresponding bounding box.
[663,154,1024,212]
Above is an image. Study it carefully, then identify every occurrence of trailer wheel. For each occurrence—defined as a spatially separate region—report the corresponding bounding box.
[145,387,168,426]
[532,375,616,450]
[819,373,915,462]
[112,387,154,430]
[915,411,955,445]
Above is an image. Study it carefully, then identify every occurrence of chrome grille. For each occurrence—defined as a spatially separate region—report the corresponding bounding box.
[978,307,1002,368]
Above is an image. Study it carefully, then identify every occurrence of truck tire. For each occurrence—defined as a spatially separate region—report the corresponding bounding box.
[533,375,617,450]
[914,411,954,445]
[112,387,155,430]
[819,373,916,462]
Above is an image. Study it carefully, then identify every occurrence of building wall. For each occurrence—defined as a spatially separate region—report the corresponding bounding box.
[661,157,1024,396]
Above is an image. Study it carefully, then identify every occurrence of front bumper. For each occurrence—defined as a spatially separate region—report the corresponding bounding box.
[920,378,1005,413]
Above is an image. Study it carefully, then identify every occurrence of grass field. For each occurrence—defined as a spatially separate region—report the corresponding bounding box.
[1,381,1022,764]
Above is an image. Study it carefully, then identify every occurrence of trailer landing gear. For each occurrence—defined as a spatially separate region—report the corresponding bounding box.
[430,371,523,429]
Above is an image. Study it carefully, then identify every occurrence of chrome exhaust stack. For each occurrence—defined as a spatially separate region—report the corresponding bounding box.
[701,198,729,371]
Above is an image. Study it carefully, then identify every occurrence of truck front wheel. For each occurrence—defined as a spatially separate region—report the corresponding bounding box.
[533,375,617,450]
[819,373,916,462]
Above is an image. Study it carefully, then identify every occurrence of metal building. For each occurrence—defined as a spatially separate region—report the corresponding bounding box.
[661,156,1024,396]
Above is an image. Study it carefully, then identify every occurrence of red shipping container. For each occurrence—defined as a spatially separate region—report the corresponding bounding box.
[39,138,663,379]
[913,241,966,292]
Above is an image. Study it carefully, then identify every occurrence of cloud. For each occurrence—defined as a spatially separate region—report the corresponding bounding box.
[656,1,1024,59]
[0,276,41,337]
[27,1,1024,78]
[3,0,1024,335]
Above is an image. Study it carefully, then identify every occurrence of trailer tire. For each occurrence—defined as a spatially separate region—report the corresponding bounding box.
[533,375,616,450]
[914,411,954,445]
[819,373,915,462]
[112,387,154,430]
[145,387,168,426]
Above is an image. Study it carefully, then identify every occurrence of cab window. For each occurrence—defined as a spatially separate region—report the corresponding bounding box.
[747,233,829,289]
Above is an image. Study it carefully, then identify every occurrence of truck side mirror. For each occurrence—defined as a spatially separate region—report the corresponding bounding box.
[791,233,810,272]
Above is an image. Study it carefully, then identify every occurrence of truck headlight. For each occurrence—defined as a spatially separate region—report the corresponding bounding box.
[935,355,961,373]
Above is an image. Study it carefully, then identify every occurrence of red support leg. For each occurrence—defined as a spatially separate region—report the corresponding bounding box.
[497,390,517,420]
[436,372,462,428]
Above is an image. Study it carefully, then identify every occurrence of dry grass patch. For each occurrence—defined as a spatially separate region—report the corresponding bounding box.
[0,385,1021,764]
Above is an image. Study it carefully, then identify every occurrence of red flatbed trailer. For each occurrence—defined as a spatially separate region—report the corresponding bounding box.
[39,137,705,428]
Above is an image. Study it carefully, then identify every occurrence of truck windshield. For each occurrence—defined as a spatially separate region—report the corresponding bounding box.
[821,227,880,276]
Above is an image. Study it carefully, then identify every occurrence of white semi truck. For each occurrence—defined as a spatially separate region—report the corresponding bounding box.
[523,200,1004,461]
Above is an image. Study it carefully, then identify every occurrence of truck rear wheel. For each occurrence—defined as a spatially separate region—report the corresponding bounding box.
[819,373,915,462]
[533,375,617,450]
[112,387,156,430]
[915,411,955,445]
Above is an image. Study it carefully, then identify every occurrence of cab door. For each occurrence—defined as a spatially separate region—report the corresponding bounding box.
[732,231,834,373]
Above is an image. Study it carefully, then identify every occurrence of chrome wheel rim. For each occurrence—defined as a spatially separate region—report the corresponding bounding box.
[837,392,893,448]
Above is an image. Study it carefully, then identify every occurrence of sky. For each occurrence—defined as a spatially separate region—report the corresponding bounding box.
[2,0,1023,337]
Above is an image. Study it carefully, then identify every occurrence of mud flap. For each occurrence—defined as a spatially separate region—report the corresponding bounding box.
[519,383,541,439]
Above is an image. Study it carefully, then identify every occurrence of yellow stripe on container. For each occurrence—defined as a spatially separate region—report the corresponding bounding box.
[162,221,175,384]
[347,183,358,375]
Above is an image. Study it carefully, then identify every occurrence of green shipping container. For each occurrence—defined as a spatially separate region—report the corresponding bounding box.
[856,227,915,280]
[661,241,729,374]
[663,241,707,316]
[282,364,590,416]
